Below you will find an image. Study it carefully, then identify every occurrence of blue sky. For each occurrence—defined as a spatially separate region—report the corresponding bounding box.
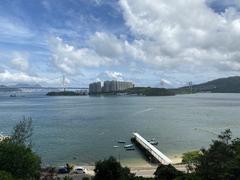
[0,0,240,87]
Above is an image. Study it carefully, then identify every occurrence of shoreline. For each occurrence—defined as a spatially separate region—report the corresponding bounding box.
[42,153,184,167]
[81,155,185,178]
[45,155,185,178]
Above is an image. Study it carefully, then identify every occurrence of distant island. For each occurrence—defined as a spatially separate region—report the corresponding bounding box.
[0,85,21,92]
[124,87,175,96]
[11,83,42,88]
[88,76,240,96]
[89,80,175,96]
[2,76,240,95]
[173,76,240,94]
[46,91,87,96]
[0,83,42,92]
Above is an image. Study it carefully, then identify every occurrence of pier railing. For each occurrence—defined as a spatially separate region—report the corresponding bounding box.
[133,132,172,165]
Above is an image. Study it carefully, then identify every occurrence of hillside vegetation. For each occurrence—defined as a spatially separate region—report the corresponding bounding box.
[125,87,175,96]
[174,76,240,93]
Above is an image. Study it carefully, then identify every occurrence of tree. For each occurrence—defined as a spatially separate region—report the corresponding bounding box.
[0,117,41,180]
[173,173,201,180]
[82,177,90,180]
[0,140,41,179]
[218,129,232,144]
[94,156,135,180]
[195,129,240,180]
[182,151,201,173]
[64,176,73,180]
[0,170,14,180]
[11,116,33,146]
[154,164,183,180]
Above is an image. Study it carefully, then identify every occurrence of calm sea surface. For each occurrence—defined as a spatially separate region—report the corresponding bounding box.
[1,92,240,166]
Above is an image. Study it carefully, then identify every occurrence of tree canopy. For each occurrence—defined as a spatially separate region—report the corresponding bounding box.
[0,117,41,180]
[11,116,33,146]
[0,170,14,180]
[154,129,240,180]
[182,151,201,172]
[94,156,135,180]
[154,164,183,180]
[195,129,240,180]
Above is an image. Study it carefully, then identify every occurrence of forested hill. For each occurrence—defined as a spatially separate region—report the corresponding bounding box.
[174,76,240,93]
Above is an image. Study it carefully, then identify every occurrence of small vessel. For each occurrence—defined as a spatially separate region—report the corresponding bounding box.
[117,140,126,143]
[148,138,158,145]
[149,141,158,145]
[124,144,134,148]
[10,94,17,97]
[125,147,135,151]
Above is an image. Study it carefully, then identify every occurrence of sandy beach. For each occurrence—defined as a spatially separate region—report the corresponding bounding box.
[81,155,186,178]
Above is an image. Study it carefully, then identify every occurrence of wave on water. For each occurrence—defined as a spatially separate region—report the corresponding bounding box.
[133,108,153,116]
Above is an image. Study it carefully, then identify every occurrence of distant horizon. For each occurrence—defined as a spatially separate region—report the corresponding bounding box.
[1,75,240,89]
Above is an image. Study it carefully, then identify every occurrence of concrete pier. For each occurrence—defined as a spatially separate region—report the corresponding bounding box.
[132,132,172,165]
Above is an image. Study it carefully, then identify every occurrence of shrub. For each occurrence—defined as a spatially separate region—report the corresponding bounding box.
[0,170,14,180]
[154,164,183,180]
[0,140,41,179]
[94,156,135,180]
[182,151,201,173]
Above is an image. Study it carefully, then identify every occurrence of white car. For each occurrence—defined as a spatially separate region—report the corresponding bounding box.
[71,166,86,174]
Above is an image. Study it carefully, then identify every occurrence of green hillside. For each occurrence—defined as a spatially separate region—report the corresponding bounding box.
[174,76,240,93]
[125,87,175,96]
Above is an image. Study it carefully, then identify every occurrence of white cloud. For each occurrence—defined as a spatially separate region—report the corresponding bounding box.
[88,32,124,58]
[117,0,240,72]
[0,17,33,39]
[0,70,66,86]
[97,71,124,81]
[45,0,240,86]
[59,0,240,77]
[49,37,114,74]
[11,53,29,71]
[161,79,172,85]
[0,70,44,83]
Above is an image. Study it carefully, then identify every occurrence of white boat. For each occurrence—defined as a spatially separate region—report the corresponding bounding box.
[125,147,135,151]
[124,144,133,148]
[148,138,158,145]
[149,140,158,145]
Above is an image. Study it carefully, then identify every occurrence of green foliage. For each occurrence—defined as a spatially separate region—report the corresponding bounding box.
[182,151,201,172]
[195,129,240,180]
[64,176,73,180]
[82,177,90,180]
[174,76,240,93]
[0,170,14,180]
[125,87,175,96]
[47,91,85,96]
[154,164,183,180]
[173,173,201,180]
[94,156,135,180]
[0,140,41,179]
[154,129,240,179]
[11,116,33,146]
[218,129,232,144]
[0,117,41,180]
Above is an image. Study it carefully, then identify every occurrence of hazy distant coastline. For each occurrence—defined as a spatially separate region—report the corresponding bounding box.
[2,76,240,96]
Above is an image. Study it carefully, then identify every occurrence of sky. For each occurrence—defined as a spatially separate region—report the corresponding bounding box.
[0,0,240,87]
